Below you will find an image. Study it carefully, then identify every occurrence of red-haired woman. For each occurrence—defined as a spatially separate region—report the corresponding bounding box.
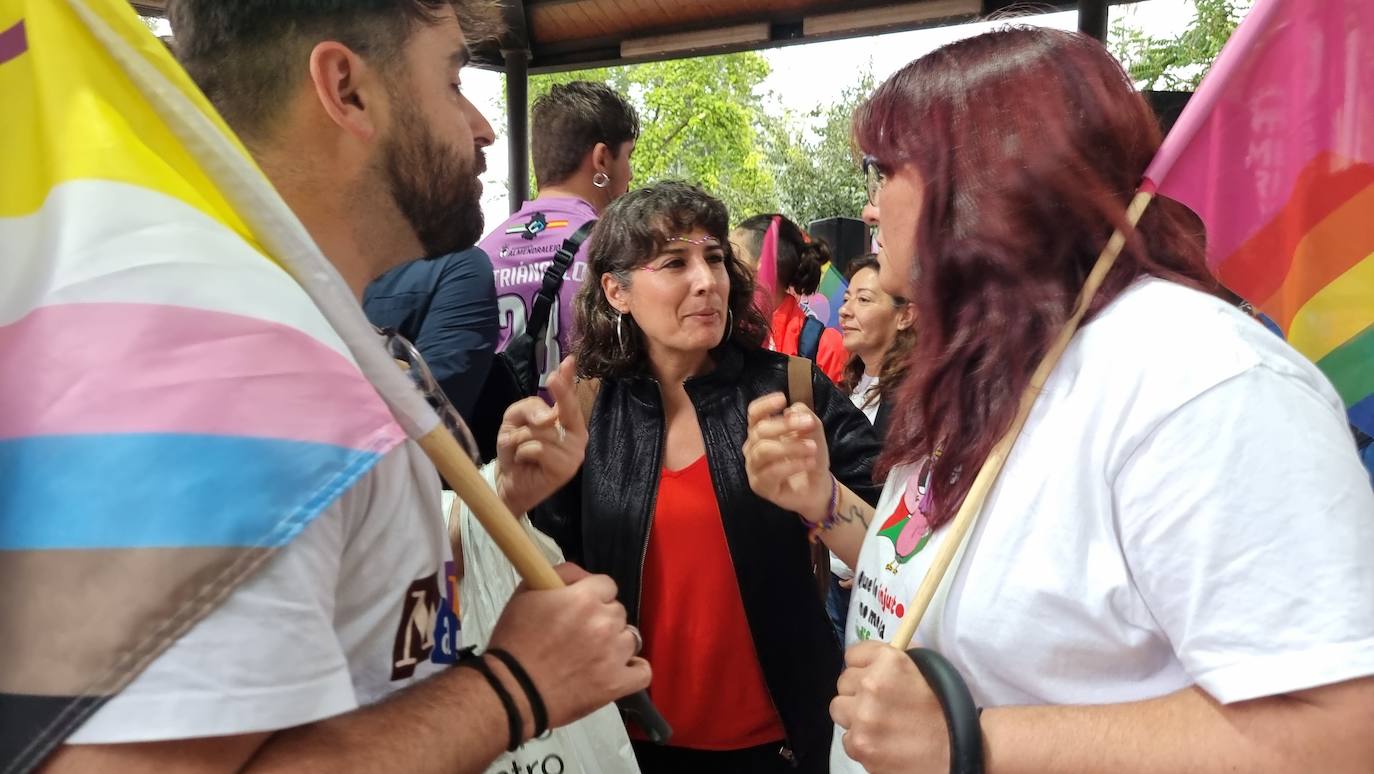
[744,26,1374,774]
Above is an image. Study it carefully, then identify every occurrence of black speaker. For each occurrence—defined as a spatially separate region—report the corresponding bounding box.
[806,216,869,277]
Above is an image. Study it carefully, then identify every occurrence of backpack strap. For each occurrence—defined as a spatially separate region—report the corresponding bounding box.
[797,315,825,362]
[786,355,813,410]
[525,219,597,339]
[574,377,601,426]
[786,355,834,604]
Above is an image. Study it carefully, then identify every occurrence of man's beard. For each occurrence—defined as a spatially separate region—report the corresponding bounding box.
[381,102,486,259]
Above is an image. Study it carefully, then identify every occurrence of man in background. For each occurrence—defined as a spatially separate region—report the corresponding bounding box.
[365,246,498,422]
[478,81,637,396]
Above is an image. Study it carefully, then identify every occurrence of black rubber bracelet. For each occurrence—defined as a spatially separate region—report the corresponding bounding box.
[486,648,550,740]
[455,648,523,752]
[906,648,985,774]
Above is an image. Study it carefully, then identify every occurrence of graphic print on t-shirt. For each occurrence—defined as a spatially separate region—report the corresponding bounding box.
[503,211,569,241]
[431,560,462,666]
[392,572,441,679]
[876,458,934,573]
[850,459,940,642]
[851,500,919,642]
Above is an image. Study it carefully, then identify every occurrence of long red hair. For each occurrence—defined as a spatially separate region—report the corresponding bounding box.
[855,27,1221,528]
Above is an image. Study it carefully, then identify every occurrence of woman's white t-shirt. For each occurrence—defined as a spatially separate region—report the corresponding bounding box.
[831,279,1374,771]
[850,373,881,425]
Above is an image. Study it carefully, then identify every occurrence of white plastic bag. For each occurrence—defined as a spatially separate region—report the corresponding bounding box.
[446,481,641,774]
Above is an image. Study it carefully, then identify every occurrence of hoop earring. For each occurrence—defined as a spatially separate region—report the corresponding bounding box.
[592,171,610,189]
[616,312,624,352]
[726,308,733,340]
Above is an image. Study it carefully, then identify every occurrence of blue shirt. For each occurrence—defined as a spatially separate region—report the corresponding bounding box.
[363,247,498,421]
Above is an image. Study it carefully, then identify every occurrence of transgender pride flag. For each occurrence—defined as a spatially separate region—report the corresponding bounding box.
[1142,0,1374,434]
[0,1,442,769]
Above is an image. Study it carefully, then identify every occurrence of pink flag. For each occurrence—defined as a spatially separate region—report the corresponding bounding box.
[752,215,781,318]
[1141,0,1374,434]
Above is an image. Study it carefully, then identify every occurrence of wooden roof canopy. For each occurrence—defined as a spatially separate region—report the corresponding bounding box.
[133,0,1134,208]
[133,0,1136,73]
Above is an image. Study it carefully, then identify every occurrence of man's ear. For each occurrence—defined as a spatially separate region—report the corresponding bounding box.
[307,41,382,142]
[601,271,631,314]
[590,142,612,176]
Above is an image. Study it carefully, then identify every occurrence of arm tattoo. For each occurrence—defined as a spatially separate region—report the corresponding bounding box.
[842,503,871,529]
[834,484,874,529]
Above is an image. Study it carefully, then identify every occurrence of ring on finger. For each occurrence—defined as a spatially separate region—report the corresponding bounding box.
[625,624,643,656]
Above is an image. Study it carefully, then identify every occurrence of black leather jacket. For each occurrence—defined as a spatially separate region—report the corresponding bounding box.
[532,344,882,771]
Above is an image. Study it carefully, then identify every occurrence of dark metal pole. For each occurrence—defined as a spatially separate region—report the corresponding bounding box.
[1078,0,1109,41]
[503,48,530,213]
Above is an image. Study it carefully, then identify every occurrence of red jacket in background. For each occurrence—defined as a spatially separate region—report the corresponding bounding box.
[769,295,848,385]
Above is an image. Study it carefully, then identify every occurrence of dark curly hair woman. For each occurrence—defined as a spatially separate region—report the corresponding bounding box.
[532,181,883,773]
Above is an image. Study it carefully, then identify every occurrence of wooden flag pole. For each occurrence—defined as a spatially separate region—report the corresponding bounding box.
[416,424,673,743]
[417,426,563,589]
[890,190,1156,650]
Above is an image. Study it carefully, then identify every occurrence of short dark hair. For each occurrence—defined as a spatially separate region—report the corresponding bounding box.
[734,213,831,296]
[531,82,639,188]
[168,1,502,143]
[573,182,768,379]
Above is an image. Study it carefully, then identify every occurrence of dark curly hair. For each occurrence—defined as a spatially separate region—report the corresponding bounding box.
[573,182,769,379]
[840,254,915,410]
[732,214,832,296]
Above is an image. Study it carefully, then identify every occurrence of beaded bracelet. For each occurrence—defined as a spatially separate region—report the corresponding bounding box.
[806,475,840,543]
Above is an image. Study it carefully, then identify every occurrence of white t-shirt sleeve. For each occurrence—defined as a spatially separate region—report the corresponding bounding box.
[1114,362,1374,704]
[70,498,356,743]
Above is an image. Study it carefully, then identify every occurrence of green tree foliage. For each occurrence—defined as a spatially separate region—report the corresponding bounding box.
[1111,0,1252,90]
[524,53,780,219]
[767,68,875,227]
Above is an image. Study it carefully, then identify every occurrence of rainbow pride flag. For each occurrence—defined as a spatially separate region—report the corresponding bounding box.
[0,1,441,768]
[1142,0,1374,434]
[802,263,849,330]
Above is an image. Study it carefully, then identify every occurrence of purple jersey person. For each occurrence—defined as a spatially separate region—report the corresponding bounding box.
[477,81,638,396]
[479,197,598,393]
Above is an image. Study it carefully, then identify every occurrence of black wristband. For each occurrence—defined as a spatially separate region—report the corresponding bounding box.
[455,648,523,752]
[486,647,550,740]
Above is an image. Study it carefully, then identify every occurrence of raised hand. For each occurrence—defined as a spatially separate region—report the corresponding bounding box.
[495,357,588,516]
[743,392,833,523]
